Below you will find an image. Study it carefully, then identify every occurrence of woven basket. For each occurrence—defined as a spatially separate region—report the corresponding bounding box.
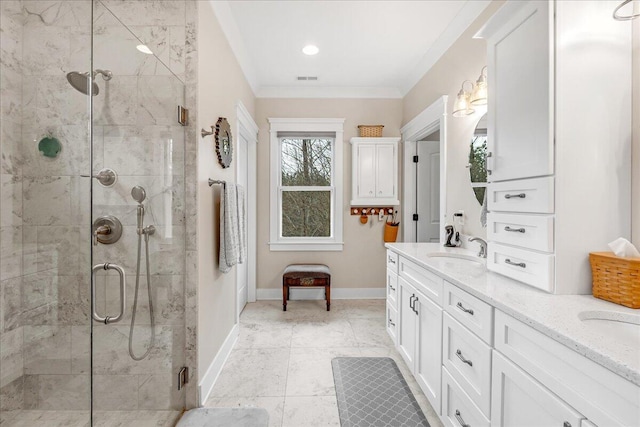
[589,252,640,308]
[358,125,384,137]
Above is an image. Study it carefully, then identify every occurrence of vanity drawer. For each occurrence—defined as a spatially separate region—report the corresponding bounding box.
[386,250,398,273]
[488,176,554,214]
[443,281,493,344]
[487,243,555,292]
[386,269,398,310]
[386,303,398,345]
[487,212,554,253]
[442,312,492,417]
[399,257,443,306]
[441,367,490,427]
[494,311,640,427]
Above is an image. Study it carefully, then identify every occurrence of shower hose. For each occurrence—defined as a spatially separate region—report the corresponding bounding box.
[129,229,155,361]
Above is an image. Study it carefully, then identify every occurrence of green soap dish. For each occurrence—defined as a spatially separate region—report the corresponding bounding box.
[38,136,61,158]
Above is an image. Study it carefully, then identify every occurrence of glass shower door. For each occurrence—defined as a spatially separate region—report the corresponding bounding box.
[90,1,186,423]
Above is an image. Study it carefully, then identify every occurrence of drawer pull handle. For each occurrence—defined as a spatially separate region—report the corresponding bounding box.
[389,284,396,291]
[456,302,474,315]
[454,410,470,427]
[388,319,395,327]
[563,423,571,427]
[505,258,527,268]
[388,257,396,264]
[504,193,526,199]
[504,226,526,233]
[413,297,419,315]
[409,295,416,310]
[456,349,473,366]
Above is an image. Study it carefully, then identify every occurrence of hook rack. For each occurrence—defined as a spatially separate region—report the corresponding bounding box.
[201,126,214,138]
[350,207,394,216]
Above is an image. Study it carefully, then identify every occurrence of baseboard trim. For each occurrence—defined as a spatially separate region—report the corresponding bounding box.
[198,323,239,406]
[256,287,385,300]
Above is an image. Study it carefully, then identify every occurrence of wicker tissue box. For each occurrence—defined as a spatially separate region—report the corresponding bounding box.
[589,252,640,308]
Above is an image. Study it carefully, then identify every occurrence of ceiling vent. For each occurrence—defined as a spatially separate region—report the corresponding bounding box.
[297,76,318,81]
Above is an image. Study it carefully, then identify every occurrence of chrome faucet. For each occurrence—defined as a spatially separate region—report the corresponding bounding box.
[469,237,487,258]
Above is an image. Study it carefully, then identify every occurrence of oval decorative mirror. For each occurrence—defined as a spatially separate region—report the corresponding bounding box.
[468,113,487,205]
[215,117,233,168]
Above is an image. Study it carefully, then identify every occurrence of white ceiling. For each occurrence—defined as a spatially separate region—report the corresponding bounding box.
[211,1,491,98]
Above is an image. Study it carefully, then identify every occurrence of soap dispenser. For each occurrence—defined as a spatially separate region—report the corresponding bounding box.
[444,225,456,247]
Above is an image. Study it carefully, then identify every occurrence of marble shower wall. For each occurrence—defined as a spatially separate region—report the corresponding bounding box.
[0,0,26,418]
[1,0,190,416]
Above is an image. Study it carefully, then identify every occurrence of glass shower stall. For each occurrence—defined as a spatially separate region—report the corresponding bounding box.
[0,1,187,425]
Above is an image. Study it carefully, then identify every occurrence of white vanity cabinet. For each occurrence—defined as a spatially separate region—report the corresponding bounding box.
[478,0,632,294]
[491,352,584,427]
[397,266,443,414]
[385,245,640,427]
[493,310,640,427]
[350,137,399,206]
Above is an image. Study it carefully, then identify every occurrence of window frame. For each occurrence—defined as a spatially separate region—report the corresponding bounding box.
[268,118,345,251]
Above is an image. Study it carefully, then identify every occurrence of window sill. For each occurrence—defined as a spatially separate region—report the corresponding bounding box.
[268,242,344,252]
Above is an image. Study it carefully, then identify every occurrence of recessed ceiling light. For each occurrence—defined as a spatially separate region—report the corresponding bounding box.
[136,44,153,55]
[302,45,319,56]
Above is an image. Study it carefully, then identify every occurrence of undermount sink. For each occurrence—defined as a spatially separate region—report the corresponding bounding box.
[578,310,640,346]
[426,252,484,264]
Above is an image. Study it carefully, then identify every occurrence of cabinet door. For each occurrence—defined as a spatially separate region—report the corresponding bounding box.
[414,289,443,415]
[491,352,584,427]
[397,278,417,369]
[357,144,376,199]
[375,143,395,198]
[487,1,554,182]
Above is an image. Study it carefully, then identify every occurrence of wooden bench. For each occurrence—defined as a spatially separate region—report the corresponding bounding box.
[282,264,331,311]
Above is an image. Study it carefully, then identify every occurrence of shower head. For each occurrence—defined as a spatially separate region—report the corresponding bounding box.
[67,72,99,96]
[131,186,146,204]
[66,69,113,96]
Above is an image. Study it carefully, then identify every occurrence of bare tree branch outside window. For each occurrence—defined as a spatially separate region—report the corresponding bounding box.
[280,138,333,237]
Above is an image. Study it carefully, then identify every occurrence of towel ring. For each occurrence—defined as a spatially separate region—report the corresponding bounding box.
[613,0,640,20]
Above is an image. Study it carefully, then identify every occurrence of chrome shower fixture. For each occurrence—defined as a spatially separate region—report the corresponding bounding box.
[131,185,147,204]
[66,69,113,96]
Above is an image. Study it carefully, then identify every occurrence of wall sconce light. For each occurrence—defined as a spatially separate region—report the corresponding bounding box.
[471,66,488,106]
[452,80,475,117]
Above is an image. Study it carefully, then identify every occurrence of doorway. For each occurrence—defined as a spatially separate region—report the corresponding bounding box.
[235,102,259,320]
[401,96,448,243]
[415,134,440,242]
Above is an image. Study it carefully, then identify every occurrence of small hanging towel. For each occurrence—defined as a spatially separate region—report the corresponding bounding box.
[219,182,239,273]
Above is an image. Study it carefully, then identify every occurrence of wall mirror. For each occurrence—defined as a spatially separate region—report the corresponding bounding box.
[468,113,487,205]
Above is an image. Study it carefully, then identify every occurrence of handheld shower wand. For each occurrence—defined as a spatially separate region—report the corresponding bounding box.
[129,186,156,361]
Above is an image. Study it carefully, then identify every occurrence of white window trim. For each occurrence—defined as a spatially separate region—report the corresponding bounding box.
[268,118,345,251]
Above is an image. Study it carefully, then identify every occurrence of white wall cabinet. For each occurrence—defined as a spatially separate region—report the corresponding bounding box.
[478,0,632,294]
[350,137,399,206]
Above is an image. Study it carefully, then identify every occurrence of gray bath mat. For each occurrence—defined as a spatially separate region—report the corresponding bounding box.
[176,407,269,427]
[332,357,429,427]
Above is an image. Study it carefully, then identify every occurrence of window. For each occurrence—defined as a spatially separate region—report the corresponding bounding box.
[269,118,344,251]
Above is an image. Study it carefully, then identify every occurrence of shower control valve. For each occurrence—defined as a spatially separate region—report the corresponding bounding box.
[93,215,123,246]
[81,168,117,187]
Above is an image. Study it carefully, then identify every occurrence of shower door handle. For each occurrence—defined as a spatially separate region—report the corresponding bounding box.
[92,263,126,324]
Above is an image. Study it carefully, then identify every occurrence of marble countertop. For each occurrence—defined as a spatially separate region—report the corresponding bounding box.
[385,242,640,386]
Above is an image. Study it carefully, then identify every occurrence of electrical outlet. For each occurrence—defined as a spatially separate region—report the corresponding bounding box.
[454,210,465,226]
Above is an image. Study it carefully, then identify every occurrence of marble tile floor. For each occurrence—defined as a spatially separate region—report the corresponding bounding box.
[204,300,444,427]
[0,410,182,427]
